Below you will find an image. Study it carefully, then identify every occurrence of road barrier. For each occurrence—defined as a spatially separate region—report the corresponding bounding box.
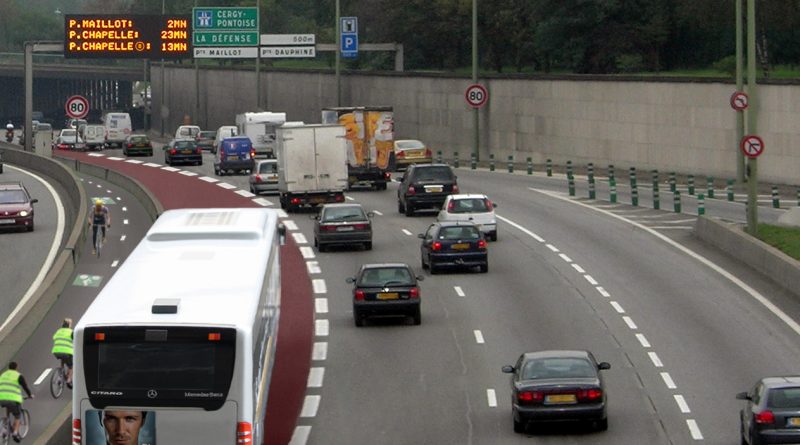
[707,177,715,198]
[566,160,573,179]
[698,193,706,215]
[629,167,637,188]
[470,153,477,170]
[489,153,495,171]
[772,186,780,208]
[610,179,617,203]
[436,150,442,163]
[507,155,513,173]
[568,176,575,196]
[688,175,695,195]
[632,186,639,206]
[453,151,459,168]
[653,181,660,210]
[669,172,676,192]
[608,164,615,181]
[727,179,735,202]
[674,190,681,213]
[526,157,532,175]
[589,177,596,200]
[546,159,552,176]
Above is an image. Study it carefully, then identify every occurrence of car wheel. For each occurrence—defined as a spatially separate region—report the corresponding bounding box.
[596,418,608,431]
[480,262,488,273]
[429,261,438,275]
[398,199,405,214]
[364,242,372,251]
[123,149,127,157]
[513,416,525,434]
[318,243,326,252]
[490,231,498,242]
[412,307,421,325]
[27,222,34,232]
[354,311,364,327]
[405,204,414,217]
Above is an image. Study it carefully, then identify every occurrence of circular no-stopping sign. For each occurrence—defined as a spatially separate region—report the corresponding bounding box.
[65,95,89,119]
[740,134,764,158]
[730,91,749,111]
[465,84,488,108]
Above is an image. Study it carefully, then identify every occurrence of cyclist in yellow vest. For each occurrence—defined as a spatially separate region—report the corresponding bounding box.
[52,318,74,389]
[0,362,34,443]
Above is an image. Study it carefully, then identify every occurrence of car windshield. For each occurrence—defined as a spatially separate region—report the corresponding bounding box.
[449,198,489,213]
[359,268,413,287]
[413,166,453,181]
[259,163,277,174]
[396,140,425,150]
[0,190,28,204]
[768,387,800,409]
[522,358,596,380]
[438,226,480,240]
[323,207,366,222]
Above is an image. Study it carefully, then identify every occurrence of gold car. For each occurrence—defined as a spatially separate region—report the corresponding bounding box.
[394,139,432,171]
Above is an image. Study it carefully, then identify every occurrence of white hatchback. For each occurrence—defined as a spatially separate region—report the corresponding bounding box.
[436,194,498,241]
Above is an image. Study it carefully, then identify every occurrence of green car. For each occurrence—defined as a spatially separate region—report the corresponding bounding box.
[123,134,153,157]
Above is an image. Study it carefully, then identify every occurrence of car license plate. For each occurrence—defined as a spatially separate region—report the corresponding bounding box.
[545,394,577,404]
[337,226,354,231]
[311,196,327,204]
[0,219,15,224]
[452,243,470,250]
[426,186,443,193]
[181,150,193,154]
[377,292,398,300]
[789,417,800,427]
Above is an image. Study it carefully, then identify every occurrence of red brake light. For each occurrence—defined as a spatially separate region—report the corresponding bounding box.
[518,391,544,404]
[447,201,455,211]
[396,150,405,159]
[94,332,105,341]
[255,174,262,183]
[755,410,775,424]
[409,287,419,299]
[220,146,225,155]
[290,198,301,205]
[384,172,391,180]
[250,148,256,159]
[237,421,253,444]
[452,184,459,193]
[195,147,202,154]
[432,241,442,251]
[355,290,365,301]
[407,185,416,195]
[425,148,432,157]
[72,419,81,445]
[320,225,336,231]
[577,388,603,402]
[478,239,487,249]
[208,333,221,341]
[485,199,493,210]
[335,194,345,202]
[169,149,177,155]
[353,223,368,230]
[127,143,133,148]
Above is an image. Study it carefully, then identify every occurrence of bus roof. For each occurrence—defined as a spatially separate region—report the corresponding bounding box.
[77,208,279,329]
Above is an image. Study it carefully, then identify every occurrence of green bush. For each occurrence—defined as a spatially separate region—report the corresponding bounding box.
[712,55,737,76]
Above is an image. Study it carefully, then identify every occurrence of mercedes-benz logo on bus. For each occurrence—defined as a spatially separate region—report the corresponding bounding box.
[147,389,158,399]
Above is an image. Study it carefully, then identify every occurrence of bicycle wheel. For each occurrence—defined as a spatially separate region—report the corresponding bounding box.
[95,232,102,258]
[18,410,29,439]
[50,367,64,398]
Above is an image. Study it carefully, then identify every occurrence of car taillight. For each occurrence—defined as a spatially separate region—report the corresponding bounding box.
[478,239,487,249]
[353,223,368,230]
[220,147,226,156]
[410,287,419,299]
[396,150,405,159]
[447,200,455,211]
[72,419,81,445]
[517,391,544,405]
[127,143,133,148]
[320,225,336,231]
[255,174,262,183]
[755,410,775,424]
[169,149,177,155]
[58,144,68,150]
[237,421,253,444]
[452,184,459,193]
[425,148,432,158]
[250,148,256,159]
[407,185,416,195]
[195,147,202,154]
[577,389,603,402]
[432,241,442,251]
[485,199,493,210]
[384,172,391,180]
[355,290,365,301]
[290,197,301,205]
[335,194,345,202]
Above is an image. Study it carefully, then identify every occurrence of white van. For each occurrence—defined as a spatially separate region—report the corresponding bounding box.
[81,124,105,151]
[103,112,132,148]
[213,125,237,154]
[175,125,201,140]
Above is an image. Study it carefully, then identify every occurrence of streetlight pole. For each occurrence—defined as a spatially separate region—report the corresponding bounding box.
[471,0,479,162]
[335,0,341,106]
[735,0,745,182]
[160,0,166,136]
[255,0,261,110]
[745,0,759,235]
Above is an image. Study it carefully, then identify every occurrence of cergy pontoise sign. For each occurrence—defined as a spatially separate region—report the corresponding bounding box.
[64,14,192,59]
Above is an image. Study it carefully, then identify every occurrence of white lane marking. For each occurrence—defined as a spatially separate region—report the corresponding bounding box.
[125,159,143,164]
[307,367,325,388]
[253,198,274,206]
[611,208,652,214]
[288,426,311,445]
[654,219,696,224]
[300,395,321,417]
[106,189,112,193]
[596,286,611,297]
[487,389,498,407]
[610,301,625,313]
[122,207,128,212]
[88,180,93,184]
[123,219,129,225]
[179,170,198,177]
[622,316,638,330]
[314,298,328,314]
[116,196,121,201]
[34,368,52,385]
[636,333,651,348]
[284,220,298,231]
[454,286,465,297]
[584,274,598,285]
[661,372,677,389]
[312,342,328,361]
[674,395,691,413]
[307,261,321,274]
[87,153,104,157]
[235,189,256,198]
[300,247,315,259]
[198,176,218,183]
[559,253,572,263]
[373,210,383,216]
[650,226,693,230]
[0,166,66,333]
[546,244,559,252]
[120,235,127,241]
[293,233,308,244]
[686,419,704,440]
[111,260,119,268]
[312,279,327,294]
[96,184,102,188]
[161,166,180,172]
[532,187,800,337]
[473,330,485,344]
[571,263,586,273]
[345,196,354,201]
[216,182,236,190]
[402,229,413,236]
[107,156,124,161]
[497,215,545,242]
[315,320,329,337]
[648,352,664,368]
[277,210,289,218]
[143,162,161,167]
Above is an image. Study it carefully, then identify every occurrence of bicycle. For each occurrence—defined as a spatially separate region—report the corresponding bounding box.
[89,223,109,258]
[0,400,30,445]
[49,360,70,399]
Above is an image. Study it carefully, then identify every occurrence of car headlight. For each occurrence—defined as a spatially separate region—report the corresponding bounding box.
[19,210,29,217]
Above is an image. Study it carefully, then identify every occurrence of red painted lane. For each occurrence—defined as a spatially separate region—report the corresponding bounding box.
[55,151,312,445]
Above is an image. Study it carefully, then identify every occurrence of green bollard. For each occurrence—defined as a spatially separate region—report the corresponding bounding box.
[526,157,533,175]
[589,178,596,200]
[507,155,514,173]
[568,177,575,196]
[669,172,676,192]
[489,154,495,172]
[797,188,800,207]
[688,175,695,195]
[772,186,780,208]
[698,193,706,215]
[707,177,715,199]
[629,167,637,188]
[546,159,553,177]
[609,179,617,203]
[566,160,573,179]
[631,186,639,206]
[471,153,477,170]
[588,162,595,179]
[674,190,681,213]
[608,164,615,182]
[653,187,660,210]
[436,150,442,164]
[727,179,734,202]
[651,170,659,188]
[454,151,459,168]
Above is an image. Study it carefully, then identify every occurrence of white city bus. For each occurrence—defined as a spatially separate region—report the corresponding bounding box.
[72,208,283,445]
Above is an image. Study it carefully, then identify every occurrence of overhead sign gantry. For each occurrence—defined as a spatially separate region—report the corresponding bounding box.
[64,15,192,59]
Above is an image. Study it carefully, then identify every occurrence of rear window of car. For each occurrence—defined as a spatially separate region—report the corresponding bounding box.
[438,226,480,240]
[359,267,413,287]
[259,162,277,174]
[130,136,148,143]
[412,166,454,181]
[199,131,216,139]
[174,140,194,148]
[0,190,28,204]
[768,388,800,408]
[396,140,425,150]
[322,207,366,222]
[522,358,596,380]
[449,198,489,213]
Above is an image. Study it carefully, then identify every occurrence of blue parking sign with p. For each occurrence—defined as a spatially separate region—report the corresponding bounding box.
[340,16,358,58]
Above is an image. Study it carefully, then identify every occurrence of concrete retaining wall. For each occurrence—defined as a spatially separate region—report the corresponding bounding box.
[153,67,800,185]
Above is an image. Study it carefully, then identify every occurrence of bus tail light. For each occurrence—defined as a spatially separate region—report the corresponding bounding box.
[208,333,221,341]
[236,422,253,444]
[72,419,81,445]
[94,332,106,341]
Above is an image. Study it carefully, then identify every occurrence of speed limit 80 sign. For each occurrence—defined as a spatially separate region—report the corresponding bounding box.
[465,84,488,108]
[65,95,89,119]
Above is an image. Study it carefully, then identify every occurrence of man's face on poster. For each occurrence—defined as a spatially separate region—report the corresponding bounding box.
[103,410,143,445]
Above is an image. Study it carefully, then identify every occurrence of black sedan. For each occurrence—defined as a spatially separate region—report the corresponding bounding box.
[346,263,423,327]
[737,376,800,445]
[418,221,488,274]
[164,139,202,166]
[502,350,610,433]
[313,203,373,252]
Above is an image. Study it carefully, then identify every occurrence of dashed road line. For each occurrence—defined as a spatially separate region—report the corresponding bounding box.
[143,162,161,167]
[402,229,413,236]
[111,260,119,268]
[107,156,124,161]
[289,426,311,445]
[559,253,572,262]
[314,298,328,314]
[307,367,325,388]
[312,342,328,361]
[284,220,298,231]
[312,279,327,294]
[454,286,465,297]
[486,389,497,407]
[609,301,625,313]
[473,330,485,344]
[373,210,383,216]
[496,215,545,242]
[161,166,180,172]
[686,419,704,440]
[198,176,218,183]
[635,333,651,348]
[661,372,677,389]
[674,394,691,413]
[292,233,308,244]
[125,159,143,164]
[648,352,664,368]
[315,320,329,336]
[33,368,51,385]
[584,274,598,285]
[596,286,610,297]
[300,247,315,259]
[571,263,586,273]
[622,316,638,330]
[306,261,321,274]
[179,170,198,177]
[300,395,321,417]
[87,153,104,157]
[235,189,256,198]
[123,219,129,225]
[216,182,236,190]
[120,235,127,241]
[253,197,273,206]
[122,207,127,212]
[546,244,559,252]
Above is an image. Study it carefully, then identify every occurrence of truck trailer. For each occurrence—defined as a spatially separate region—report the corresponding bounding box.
[235,111,286,158]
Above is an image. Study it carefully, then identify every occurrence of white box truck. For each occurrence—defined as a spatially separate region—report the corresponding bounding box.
[276,124,348,212]
[235,112,286,158]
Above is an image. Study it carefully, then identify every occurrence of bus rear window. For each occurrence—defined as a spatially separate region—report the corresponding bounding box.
[98,342,217,390]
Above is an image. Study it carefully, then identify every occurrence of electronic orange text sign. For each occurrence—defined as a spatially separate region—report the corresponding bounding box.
[64,15,192,59]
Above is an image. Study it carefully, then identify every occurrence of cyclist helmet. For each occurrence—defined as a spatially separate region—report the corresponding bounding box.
[94,199,103,208]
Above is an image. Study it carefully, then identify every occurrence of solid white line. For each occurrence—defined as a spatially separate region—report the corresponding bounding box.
[300,395,321,417]
[87,153,104,157]
[198,176,218,183]
[546,244,559,252]
[288,426,311,445]
[596,286,611,297]
[111,260,119,268]
[235,189,256,198]
[34,368,52,385]
[402,229,413,236]
[179,170,198,177]
[116,196,121,201]
[686,419,704,440]
[284,220,298,231]
[373,210,383,216]
[648,352,664,368]
[123,219,129,225]
[216,182,236,189]
[307,367,325,388]
[636,333,651,348]
[315,320,329,337]
[312,279,327,294]
[473,330,485,344]
[674,394,691,413]
[584,274,598,285]
[300,247,315,259]
[559,253,572,262]
[292,233,308,244]
[454,286,465,297]
[253,198,274,207]
[650,226,693,230]
[487,389,498,407]
[610,301,625,313]
[661,372,677,389]
[307,261,321,274]
[106,189,112,193]
[530,187,800,337]
[96,184,101,188]
[312,342,328,361]
[314,298,328,314]
[612,208,653,214]
[496,215,545,242]
[120,235,127,241]
[571,263,586,273]
[0,166,66,333]
[622,316,638,330]
[655,219,696,224]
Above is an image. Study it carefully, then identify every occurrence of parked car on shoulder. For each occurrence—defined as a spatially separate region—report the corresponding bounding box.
[164,138,202,166]
[419,221,487,274]
[397,163,458,216]
[394,139,432,171]
[313,203,373,252]
[347,263,423,327]
[437,194,498,241]
[249,159,279,195]
[123,134,153,157]
[195,130,216,151]
[214,136,254,176]
[737,376,800,445]
[0,181,38,231]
